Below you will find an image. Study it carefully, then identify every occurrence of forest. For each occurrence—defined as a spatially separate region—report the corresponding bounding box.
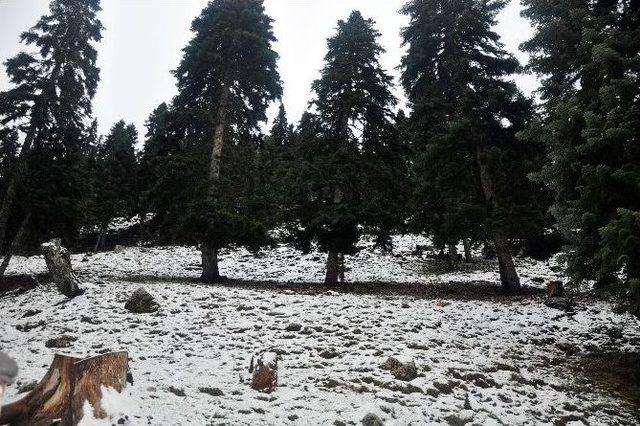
[0,0,639,425]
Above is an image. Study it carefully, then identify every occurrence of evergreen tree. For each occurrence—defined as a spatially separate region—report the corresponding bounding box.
[91,121,139,250]
[162,0,282,282]
[0,0,102,274]
[401,0,543,293]
[288,11,408,284]
[523,0,640,311]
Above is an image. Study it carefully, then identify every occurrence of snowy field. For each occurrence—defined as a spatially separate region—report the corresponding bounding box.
[2,235,640,425]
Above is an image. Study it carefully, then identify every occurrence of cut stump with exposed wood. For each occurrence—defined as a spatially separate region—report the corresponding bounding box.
[41,238,83,298]
[250,352,278,393]
[0,351,128,426]
[547,280,564,297]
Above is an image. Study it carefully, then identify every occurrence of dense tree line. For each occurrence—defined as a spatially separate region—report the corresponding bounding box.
[0,0,638,313]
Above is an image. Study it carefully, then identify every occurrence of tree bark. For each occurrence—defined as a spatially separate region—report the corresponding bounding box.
[0,123,37,252]
[201,244,222,283]
[338,253,345,283]
[463,238,472,263]
[0,212,30,278]
[0,352,128,426]
[41,238,84,298]
[325,251,339,285]
[209,85,230,182]
[474,144,521,293]
[448,243,458,268]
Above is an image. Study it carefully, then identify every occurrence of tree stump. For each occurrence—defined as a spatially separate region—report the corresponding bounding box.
[0,351,128,426]
[547,280,564,297]
[249,352,278,393]
[41,239,83,298]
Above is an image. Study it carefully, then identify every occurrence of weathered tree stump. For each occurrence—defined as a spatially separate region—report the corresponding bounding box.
[0,351,128,426]
[547,280,564,297]
[249,352,278,393]
[41,239,83,298]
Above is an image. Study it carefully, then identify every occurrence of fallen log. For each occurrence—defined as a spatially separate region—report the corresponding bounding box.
[41,239,83,298]
[0,351,128,426]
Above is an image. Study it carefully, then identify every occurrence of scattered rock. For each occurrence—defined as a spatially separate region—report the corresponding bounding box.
[167,386,186,397]
[361,413,384,426]
[125,287,160,313]
[319,348,339,359]
[381,356,418,381]
[285,323,302,332]
[21,309,42,318]
[16,379,38,394]
[544,297,576,312]
[45,335,77,348]
[199,387,224,396]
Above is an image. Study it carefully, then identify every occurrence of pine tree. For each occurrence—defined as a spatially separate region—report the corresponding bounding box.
[523,0,640,310]
[288,11,408,284]
[401,0,543,293]
[138,102,172,228]
[90,121,139,250]
[0,0,102,275]
[165,0,282,282]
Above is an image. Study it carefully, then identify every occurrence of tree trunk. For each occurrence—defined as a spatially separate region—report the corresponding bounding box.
[448,243,458,268]
[201,244,222,283]
[474,144,521,293]
[0,212,30,278]
[0,352,128,426]
[338,253,345,283]
[463,239,472,263]
[93,226,106,253]
[209,85,230,182]
[325,251,339,285]
[41,239,84,298]
[0,123,37,252]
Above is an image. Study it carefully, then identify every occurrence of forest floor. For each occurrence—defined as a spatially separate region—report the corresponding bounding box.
[2,235,640,425]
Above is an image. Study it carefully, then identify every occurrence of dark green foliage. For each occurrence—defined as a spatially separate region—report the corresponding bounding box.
[172,0,281,134]
[286,11,409,282]
[0,0,103,256]
[401,0,546,290]
[91,121,139,231]
[523,0,640,309]
[141,0,282,279]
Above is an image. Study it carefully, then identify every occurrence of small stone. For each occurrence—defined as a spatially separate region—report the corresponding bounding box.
[125,287,160,313]
[381,356,418,381]
[319,349,339,359]
[16,379,38,394]
[361,413,384,426]
[45,335,77,348]
[199,387,224,396]
[167,386,186,397]
[285,323,302,332]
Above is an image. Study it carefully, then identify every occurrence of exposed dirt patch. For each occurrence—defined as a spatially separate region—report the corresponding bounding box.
[0,274,41,297]
[119,275,547,301]
[575,351,640,405]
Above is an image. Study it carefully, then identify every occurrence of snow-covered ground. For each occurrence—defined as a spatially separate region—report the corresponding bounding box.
[2,235,640,425]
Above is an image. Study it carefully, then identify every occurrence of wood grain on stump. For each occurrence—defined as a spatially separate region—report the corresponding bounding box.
[0,352,128,426]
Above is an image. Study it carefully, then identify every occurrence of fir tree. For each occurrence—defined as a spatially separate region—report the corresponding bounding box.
[288,11,408,284]
[91,121,139,250]
[0,0,102,274]
[164,0,282,282]
[523,0,640,310]
[401,0,543,293]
